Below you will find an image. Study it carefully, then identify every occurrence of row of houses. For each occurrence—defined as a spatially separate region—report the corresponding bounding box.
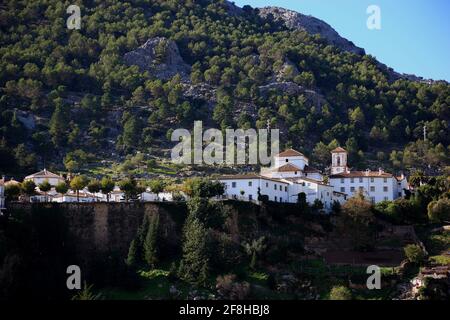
[0,147,409,214]
[217,147,409,212]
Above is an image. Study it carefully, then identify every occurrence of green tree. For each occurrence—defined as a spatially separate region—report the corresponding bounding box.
[143,214,160,268]
[404,244,426,264]
[100,177,115,202]
[87,179,101,194]
[339,193,375,250]
[178,208,210,286]
[427,198,450,223]
[242,237,266,270]
[55,181,69,195]
[329,286,352,300]
[5,183,21,201]
[39,180,52,202]
[21,180,36,198]
[70,175,88,202]
[148,179,166,200]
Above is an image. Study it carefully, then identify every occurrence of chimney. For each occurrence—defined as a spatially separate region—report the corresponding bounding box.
[378,168,384,175]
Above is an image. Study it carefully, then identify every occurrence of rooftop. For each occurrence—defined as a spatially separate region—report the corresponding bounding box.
[25,169,64,180]
[276,148,307,158]
[331,147,347,153]
[330,170,394,178]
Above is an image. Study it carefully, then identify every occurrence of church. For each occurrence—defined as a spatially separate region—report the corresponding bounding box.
[218,147,408,212]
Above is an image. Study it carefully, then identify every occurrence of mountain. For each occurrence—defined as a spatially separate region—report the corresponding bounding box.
[0,0,448,178]
[257,6,365,56]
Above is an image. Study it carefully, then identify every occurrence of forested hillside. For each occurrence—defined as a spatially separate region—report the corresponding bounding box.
[0,0,448,177]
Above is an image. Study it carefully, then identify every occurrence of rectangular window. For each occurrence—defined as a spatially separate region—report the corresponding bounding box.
[370,177,374,183]
[370,186,375,192]
[279,185,282,191]
[340,187,345,193]
[359,177,363,183]
[384,196,388,201]
[285,186,287,192]
[266,182,268,188]
[248,181,252,187]
[280,197,283,202]
[249,194,253,201]
[350,187,355,192]
[350,178,354,183]
[232,182,236,188]
[341,178,344,183]
[383,186,388,192]
[275,196,277,202]
[371,197,375,204]
[274,184,277,190]
[384,178,388,183]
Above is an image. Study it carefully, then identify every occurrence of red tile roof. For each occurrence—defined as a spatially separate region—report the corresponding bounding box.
[276,149,307,158]
[330,170,393,178]
[304,165,320,173]
[331,147,347,153]
[273,163,302,172]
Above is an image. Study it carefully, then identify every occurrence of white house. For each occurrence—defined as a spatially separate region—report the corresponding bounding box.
[329,147,408,203]
[24,169,65,186]
[0,178,5,211]
[218,174,290,203]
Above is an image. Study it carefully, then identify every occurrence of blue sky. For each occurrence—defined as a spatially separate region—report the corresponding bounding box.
[233,0,450,81]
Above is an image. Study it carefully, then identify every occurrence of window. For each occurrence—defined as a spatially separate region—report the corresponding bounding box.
[266,182,268,188]
[232,182,236,188]
[340,187,345,193]
[280,197,283,202]
[350,178,354,183]
[279,185,282,191]
[286,159,288,162]
[248,181,252,187]
[295,171,298,175]
[383,178,387,183]
[274,184,277,190]
[383,186,388,192]
[370,177,374,183]
[285,186,287,192]
[350,187,355,192]
[370,186,375,192]
[359,177,363,183]
[371,197,375,204]
[384,197,388,201]
[249,195,253,201]
[341,178,344,183]
[275,196,277,202]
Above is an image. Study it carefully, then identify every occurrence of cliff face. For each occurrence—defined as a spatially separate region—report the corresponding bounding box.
[258,6,365,55]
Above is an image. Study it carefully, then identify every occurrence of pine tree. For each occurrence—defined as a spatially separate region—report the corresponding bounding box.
[178,216,209,285]
[126,238,139,267]
[143,214,159,268]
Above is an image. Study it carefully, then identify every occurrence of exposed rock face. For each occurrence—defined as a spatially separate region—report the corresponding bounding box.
[275,58,300,82]
[123,37,191,80]
[258,7,365,55]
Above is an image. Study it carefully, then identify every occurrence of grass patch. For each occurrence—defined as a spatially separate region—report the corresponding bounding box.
[429,255,450,266]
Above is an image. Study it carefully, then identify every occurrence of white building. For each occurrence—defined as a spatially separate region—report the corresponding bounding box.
[24,169,65,186]
[0,178,5,211]
[218,174,290,203]
[218,149,337,212]
[329,147,408,203]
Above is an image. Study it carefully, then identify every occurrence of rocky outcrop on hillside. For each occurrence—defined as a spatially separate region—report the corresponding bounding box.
[258,6,365,55]
[123,37,191,80]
